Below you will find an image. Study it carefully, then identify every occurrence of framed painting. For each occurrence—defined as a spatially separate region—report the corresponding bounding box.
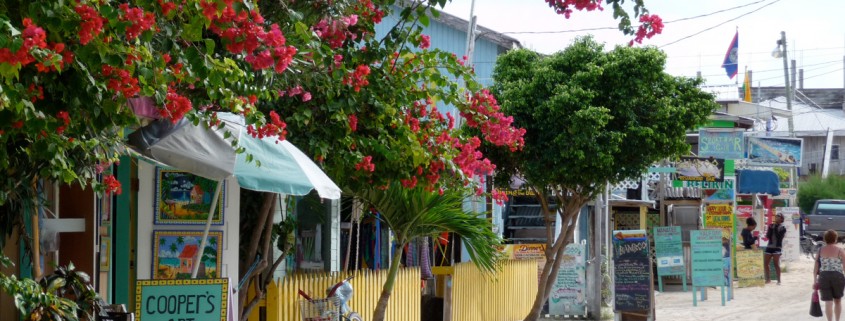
[153,230,223,280]
[99,238,111,271]
[155,168,225,225]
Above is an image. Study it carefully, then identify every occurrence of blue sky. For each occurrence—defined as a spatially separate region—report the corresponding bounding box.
[441,0,845,89]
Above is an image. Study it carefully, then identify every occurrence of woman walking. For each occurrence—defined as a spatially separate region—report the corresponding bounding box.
[815,230,845,321]
[764,213,787,284]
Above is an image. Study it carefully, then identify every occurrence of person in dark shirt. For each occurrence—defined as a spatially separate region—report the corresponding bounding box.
[741,217,759,249]
[765,214,787,284]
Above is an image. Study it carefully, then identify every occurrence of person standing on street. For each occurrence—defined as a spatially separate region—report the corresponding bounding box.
[741,217,759,249]
[765,213,787,284]
[815,229,845,321]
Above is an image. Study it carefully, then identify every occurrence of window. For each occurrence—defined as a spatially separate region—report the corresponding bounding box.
[832,144,839,160]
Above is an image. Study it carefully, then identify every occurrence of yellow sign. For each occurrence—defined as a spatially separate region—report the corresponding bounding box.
[497,244,546,260]
[736,249,764,287]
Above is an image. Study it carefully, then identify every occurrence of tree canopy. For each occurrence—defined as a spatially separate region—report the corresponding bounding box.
[488,37,717,320]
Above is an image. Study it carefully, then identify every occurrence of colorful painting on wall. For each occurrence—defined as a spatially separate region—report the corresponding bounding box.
[155,168,224,225]
[153,230,222,280]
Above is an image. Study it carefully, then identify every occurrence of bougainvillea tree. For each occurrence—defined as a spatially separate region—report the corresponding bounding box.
[0,0,661,319]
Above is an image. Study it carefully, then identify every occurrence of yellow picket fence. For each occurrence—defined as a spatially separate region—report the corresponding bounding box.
[450,259,539,321]
[249,268,420,321]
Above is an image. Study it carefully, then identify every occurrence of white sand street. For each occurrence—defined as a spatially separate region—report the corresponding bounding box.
[656,254,820,321]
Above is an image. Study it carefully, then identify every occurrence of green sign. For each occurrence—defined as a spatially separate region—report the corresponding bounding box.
[699,129,745,160]
[136,279,228,321]
[654,226,684,276]
[690,230,724,287]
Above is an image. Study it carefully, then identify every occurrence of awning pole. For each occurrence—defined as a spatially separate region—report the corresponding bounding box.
[192,178,225,278]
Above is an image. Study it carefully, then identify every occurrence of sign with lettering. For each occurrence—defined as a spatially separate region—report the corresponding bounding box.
[136,279,228,321]
[676,157,725,182]
[673,178,735,189]
[612,230,652,312]
[496,244,545,260]
[549,242,587,316]
[736,249,765,287]
[703,189,734,203]
[654,226,684,276]
[699,129,745,160]
[690,230,725,287]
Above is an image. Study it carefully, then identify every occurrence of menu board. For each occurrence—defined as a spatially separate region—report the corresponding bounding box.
[690,230,725,287]
[613,230,652,312]
[736,249,765,287]
[654,226,684,276]
[549,243,587,315]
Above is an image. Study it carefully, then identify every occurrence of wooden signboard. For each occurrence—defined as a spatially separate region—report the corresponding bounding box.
[690,230,726,306]
[654,226,686,292]
[736,249,765,287]
[612,230,653,313]
[136,278,229,321]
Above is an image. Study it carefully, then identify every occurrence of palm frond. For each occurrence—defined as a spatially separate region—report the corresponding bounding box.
[356,183,502,272]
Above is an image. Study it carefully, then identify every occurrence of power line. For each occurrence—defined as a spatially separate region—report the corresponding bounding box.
[668,46,845,59]
[497,0,771,35]
[658,0,782,48]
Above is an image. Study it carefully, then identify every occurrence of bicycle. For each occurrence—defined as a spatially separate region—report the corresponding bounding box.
[298,276,363,321]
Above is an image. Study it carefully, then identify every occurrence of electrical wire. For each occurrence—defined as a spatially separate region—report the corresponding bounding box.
[658,0,782,48]
[498,0,771,35]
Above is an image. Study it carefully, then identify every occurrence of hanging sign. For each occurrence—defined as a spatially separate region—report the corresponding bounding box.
[676,157,725,182]
[747,137,803,167]
[136,278,229,321]
[690,230,725,287]
[699,129,745,160]
[703,189,735,203]
[612,230,652,312]
[654,226,684,276]
[549,242,587,316]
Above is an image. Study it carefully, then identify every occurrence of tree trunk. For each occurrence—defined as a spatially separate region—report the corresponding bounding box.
[238,192,276,319]
[523,201,583,321]
[372,243,406,321]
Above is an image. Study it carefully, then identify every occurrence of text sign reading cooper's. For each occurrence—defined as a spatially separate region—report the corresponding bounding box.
[136,278,228,321]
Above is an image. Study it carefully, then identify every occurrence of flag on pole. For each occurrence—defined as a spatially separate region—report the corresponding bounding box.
[722,32,739,79]
[742,69,752,102]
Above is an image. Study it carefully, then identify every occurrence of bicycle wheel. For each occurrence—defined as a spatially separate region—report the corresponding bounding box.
[344,312,363,321]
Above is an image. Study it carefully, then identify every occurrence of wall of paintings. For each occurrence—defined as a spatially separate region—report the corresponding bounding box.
[135,162,240,287]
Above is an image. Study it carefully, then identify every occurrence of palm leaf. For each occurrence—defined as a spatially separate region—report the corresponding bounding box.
[356,183,502,273]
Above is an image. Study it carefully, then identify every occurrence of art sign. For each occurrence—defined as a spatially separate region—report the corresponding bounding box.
[153,230,222,280]
[676,157,725,182]
[612,230,652,312]
[549,242,587,316]
[136,278,228,321]
[747,136,803,167]
[699,129,745,160]
[155,168,224,225]
[690,230,725,287]
[654,226,684,276]
[736,250,764,287]
[703,189,734,203]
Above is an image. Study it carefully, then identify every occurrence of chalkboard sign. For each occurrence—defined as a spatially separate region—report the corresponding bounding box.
[690,230,725,287]
[654,226,684,276]
[136,278,228,321]
[612,230,652,312]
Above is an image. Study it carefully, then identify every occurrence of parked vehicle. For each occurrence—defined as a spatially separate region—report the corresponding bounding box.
[803,199,845,241]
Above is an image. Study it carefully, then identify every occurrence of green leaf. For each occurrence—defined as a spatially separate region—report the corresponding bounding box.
[204,39,215,55]
[3,21,20,36]
[419,14,430,27]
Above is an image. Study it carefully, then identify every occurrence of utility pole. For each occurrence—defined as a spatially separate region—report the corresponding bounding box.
[464,0,477,66]
[778,31,794,134]
[777,31,796,187]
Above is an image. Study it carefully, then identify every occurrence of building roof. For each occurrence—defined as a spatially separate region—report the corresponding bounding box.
[752,97,845,136]
[743,87,844,109]
[431,6,521,50]
[179,244,199,259]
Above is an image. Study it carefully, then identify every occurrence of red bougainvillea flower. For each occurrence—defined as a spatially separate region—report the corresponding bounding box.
[75,4,105,45]
[348,114,358,132]
[56,111,70,134]
[419,34,431,49]
[160,87,193,123]
[342,65,370,92]
[354,155,375,172]
[632,14,664,45]
[103,175,122,195]
[101,65,140,98]
[119,4,156,41]
[157,0,177,16]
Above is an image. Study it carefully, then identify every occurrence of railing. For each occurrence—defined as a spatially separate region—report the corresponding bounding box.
[248,268,421,321]
[450,259,539,321]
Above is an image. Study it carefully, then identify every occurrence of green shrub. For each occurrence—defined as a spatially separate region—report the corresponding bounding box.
[798,175,845,213]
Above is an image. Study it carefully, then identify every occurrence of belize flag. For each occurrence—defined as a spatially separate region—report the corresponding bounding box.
[722,32,739,79]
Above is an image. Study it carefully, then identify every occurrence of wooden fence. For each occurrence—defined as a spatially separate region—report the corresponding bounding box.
[248,268,420,321]
[450,259,538,321]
